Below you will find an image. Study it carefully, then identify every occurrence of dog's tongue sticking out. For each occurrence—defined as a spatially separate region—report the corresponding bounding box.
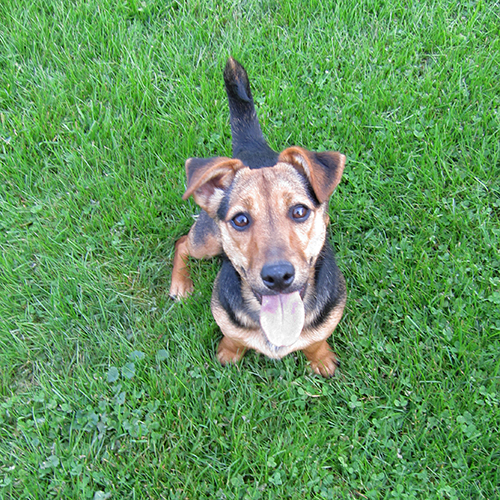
[260,291,305,347]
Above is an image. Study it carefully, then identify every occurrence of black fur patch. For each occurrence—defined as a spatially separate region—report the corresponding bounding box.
[216,184,234,221]
[307,242,345,330]
[192,210,219,247]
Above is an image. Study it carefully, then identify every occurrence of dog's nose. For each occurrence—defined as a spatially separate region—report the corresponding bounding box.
[261,262,295,292]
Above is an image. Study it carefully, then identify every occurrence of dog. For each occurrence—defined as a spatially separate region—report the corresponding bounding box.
[169,57,346,377]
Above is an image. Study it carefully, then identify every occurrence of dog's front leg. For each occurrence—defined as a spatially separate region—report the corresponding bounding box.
[217,336,248,366]
[302,340,339,378]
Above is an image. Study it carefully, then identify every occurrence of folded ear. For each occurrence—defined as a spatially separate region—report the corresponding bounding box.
[278,147,346,203]
[182,157,246,216]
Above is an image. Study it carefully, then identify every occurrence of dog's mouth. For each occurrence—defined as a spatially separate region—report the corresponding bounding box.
[253,284,307,304]
[253,286,307,348]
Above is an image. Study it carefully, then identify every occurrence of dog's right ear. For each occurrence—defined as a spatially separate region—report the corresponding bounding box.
[182,157,246,216]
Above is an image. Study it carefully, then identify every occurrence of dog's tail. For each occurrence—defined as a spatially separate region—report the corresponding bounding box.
[224,57,278,168]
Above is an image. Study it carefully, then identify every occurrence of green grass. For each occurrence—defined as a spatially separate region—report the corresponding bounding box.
[0,0,499,498]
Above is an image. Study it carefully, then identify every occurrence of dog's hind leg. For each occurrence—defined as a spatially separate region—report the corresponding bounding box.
[169,235,195,298]
[169,211,222,299]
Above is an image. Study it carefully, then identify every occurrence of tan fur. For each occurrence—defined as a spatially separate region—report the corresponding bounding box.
[218,163,327,292]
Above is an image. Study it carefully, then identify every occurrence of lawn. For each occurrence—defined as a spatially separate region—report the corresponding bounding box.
[0,0,499,498]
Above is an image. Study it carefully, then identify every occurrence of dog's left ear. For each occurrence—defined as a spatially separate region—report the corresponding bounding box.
[278,147,346,203]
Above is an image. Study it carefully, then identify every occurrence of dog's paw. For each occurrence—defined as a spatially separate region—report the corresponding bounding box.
[303,341,339,378]
[169,277,194,300]
[309,351,339,378]
[217,337,247,365]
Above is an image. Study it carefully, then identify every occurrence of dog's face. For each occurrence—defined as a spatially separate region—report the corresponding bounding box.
[217,162,327,297]
[183,147,345,346]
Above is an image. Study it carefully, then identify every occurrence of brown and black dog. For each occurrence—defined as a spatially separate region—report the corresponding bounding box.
[169,57,346,377]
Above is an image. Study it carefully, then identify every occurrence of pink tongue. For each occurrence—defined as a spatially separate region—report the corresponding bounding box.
[260,291,305,347]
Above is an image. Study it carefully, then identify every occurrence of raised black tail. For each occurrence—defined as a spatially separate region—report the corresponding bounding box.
[224,57,278,169]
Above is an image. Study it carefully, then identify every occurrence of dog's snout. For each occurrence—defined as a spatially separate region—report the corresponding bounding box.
[261,262,295,292]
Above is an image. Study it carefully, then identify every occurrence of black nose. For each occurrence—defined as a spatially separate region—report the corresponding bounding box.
[261,262,295,292]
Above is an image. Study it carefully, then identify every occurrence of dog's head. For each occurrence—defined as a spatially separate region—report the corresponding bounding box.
[183,147,345,346]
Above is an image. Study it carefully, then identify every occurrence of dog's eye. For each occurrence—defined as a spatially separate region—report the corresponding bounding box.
[230,213,251,230]
[290,204,310,222]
